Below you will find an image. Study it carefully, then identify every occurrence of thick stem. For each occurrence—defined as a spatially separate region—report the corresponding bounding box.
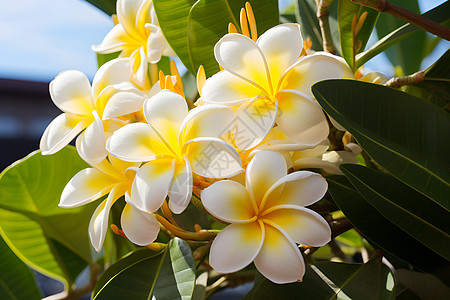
[316,0,336,54]
[385,70,425,88]
[351,0,450,40]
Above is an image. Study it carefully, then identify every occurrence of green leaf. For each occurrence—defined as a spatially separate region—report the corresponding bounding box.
[312,79,450,210]
[84,0,116,15]
[340,164,450,260]
[338,0,379,71]
[0,147,95,286]
[244,258,395,299]
[404,48,450,112]
[97,52,120,68]
[0,237,41,300]
[187,0,279,77]
[327,175,448,273]
[356,1,450,69]
[376,0,425,75]
[93,238,195,299]
[395,269,450,299]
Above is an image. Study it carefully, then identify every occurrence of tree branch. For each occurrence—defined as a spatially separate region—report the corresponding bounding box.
[316,0,336,54]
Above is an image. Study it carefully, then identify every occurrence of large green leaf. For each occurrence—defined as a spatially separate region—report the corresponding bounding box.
[84,0,116,15]
[0,237,41,300]
[338,0,379,71]
[0,147,95,285]
[312,79,450,210]
[376,0,425,75]
[244,258,395,299]
[187,0,279,77]
[356,1,450,69]
[92,238,195,299]
[340,164,450,260]
[327,175,448,273]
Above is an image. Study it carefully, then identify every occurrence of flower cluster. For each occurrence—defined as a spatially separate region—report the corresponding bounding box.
[41,0,362,283]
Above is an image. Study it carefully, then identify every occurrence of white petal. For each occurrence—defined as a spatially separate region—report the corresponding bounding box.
[106,122,172,162]
[49,70,94,115]
[254,225,305,283]
[40,113,89,155]
[102,88,146,119]
[262,206,331,247]
[257,24,303,89]
[262,171,328,209]
[146,24,166,63]
[291,140,329,161]
[130,47,149,89]
[89,184,126,252]
[184,137,243,178]
[92,24,128,54]
[201,180,255,223]
[279,53,343,97]
[59,168,117,208]
[168,156,193,214]
[76,111,107,164]
[233,98,277,150]
[214,33,271,94]
[293,156,340,174]
[92,58,133,100]
[209,222,264,273]
[201,71,261,106]
[121,203,160,246]
[276,90,329,145]
[117,0,148,39]
[246,150,287,207]
[129,157,175,213]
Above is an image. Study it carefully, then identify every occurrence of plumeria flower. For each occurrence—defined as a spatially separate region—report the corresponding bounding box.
[59,155,159,251]
[93,0,175,88]
[201,23,343,150]
[107,90,243,214]
[201,150,331,284]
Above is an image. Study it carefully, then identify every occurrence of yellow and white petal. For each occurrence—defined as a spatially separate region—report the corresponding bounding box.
[262,171,328,209]
[291,140,329,161]
[59,168,117,208]
[214,33,271,94]
[121,203,160,246]
[253,225,305,284]
[116,0,147,39]
[279,53,343,97]
[76,111,107,164]
[246,150,287,207]
[201,71,261,106]
[128,157,175,213]
[293,157,339,174]
[168,156,193,214]
[89,183,127,252]
[145,24,166,63]
[209,222,264,273]
[233,98,277,150]
[40,113,90,155]
[184,137,243,178]
[129,47,149,89]
[102,87,146,119]
[262,206,331,247]
[49,70,94,115]
[257,24,303,89]
[276,90,329,145]
[201,180,255,223]
[92,58,133,101]
[91,24,129,54]
[320,150,358,174]
[180,104,235,144]
[106,122,172,162]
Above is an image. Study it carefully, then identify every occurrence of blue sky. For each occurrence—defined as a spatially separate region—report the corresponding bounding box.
[0,0,448,82]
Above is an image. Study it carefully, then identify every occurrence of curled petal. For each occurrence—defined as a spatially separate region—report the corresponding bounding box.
[145,24,167,63]
[201,180,255,223]
[76,111,107,164]
[276,90,329,145]
[40,113,90,155]
[102,87,146,119]
[121,203,160,246]
[293,157,339,174]
[168,156,193,214]
[130,47,149,89]
[184,137,243,178]
[254,225,305,284]
[91,24,128,54]
[209,222,264,273]
[92,58,133,100]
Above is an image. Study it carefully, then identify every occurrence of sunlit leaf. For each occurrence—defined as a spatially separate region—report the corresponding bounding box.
[84,0,116,15]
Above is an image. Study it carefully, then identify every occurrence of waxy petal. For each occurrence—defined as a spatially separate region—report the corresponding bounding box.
[59,168,117,208]
[184,137,243,178]
[201,180,255,223]
[130,47,149,89]
[76,111,107,164]
[129,157,175,213]
[168,156,192,214]
[92,24,129,54]
[209,222,264,273]
[145,24,167,63]
[107,122,173,162]
[121,203,160,246]
[92,58,133,101]
[254,225,305,283]
[102,87,146,119]
[293,156,340,174]
[276,90,329,145]
[50,70,93,115]
[117,0,148,39]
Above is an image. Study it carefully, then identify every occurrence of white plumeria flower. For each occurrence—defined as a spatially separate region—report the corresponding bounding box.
[107,90,243,214]
[201,23,343,150]
[92,0,175,88]
[59,155,159,251]
[292,140,360,175]
[201,150,331,284]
